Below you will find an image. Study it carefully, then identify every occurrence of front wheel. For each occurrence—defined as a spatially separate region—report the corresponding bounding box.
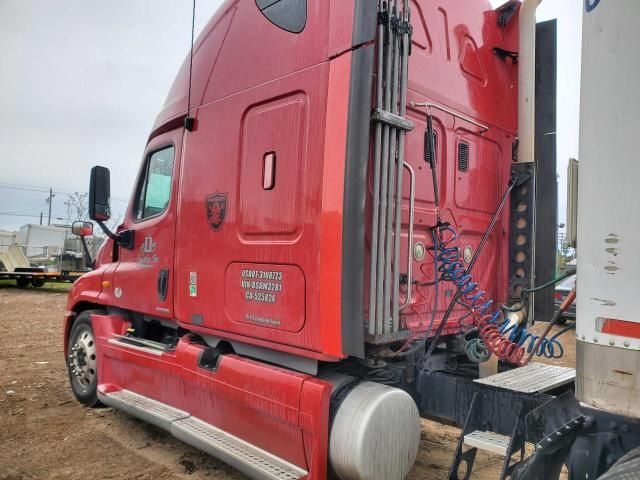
[67,310,103,406]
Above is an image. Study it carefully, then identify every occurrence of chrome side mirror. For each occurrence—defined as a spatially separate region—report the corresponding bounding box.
[72,221,93,237]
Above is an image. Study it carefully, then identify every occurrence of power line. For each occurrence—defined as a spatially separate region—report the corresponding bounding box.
[0,211,64,220]
[0,184,51,193]
[0,183,129,202]
[0,181,51,190]
[0,204,48,215]
[0,182,77,194]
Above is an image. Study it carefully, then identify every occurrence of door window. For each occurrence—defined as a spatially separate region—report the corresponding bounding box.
[256,0,307,34]
[135,146,175,220]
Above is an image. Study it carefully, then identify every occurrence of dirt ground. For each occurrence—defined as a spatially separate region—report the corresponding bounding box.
[0,285,576,480]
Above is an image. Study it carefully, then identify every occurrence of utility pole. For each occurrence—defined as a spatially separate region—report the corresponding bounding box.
[40,212,43,225]
[47,188,54,226]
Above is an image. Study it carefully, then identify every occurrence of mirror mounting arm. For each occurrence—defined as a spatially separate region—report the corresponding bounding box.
[95,221,135,250]
[89,166,134,250]
[79,236,94,269]
[95,220,118,242]
[118,229,135,250]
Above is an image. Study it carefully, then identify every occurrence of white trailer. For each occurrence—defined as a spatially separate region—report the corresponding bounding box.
[15,223,67,259]
[576,0,640,419]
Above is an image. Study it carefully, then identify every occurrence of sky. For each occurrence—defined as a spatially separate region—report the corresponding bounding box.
[0,0,224,230]
[0,0,581,232]
[532,0,583,227]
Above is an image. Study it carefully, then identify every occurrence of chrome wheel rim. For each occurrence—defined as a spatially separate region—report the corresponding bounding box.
[68,328,97,390]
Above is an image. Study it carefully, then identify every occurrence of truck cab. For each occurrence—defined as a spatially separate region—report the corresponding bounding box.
[63,2,545,479]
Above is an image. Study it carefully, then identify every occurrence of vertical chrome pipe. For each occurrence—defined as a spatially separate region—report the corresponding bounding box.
[393,0,411,324]
[375,5,394,336]
[399,161,415,311]
[368,1,386,336]
[382,0,401,333]
[517,0,542,164]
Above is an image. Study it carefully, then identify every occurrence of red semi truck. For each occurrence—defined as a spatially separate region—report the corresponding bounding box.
[63,1,640,479]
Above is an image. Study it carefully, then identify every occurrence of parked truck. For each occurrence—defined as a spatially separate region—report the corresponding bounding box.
[63,1,640,479]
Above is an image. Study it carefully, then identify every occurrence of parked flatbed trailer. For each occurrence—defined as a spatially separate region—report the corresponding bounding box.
[0,268,85,287]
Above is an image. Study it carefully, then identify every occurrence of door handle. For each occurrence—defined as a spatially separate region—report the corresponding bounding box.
[157,268,169,301]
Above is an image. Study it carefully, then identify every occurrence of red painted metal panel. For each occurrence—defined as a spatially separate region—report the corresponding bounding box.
[299,378,331,480]
[318,51,351,353]
[225,262,306,333]
[389,0,517,339]
[407,0,518,133]
[64,269,104,311]
[328,0,357,57]
[91,313,331,476]
[110,129,184,319]
[61,2,522,474]
[172,55,347,358]
[68,0,519,358]
[63,269,105,355]
[156,0,331,129]
[238,93,308,241]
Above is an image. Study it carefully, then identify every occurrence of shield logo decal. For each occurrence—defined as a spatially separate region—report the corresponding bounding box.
[205,192,228,231]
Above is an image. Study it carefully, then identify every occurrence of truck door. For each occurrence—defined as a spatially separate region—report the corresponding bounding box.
[112,128,182,319]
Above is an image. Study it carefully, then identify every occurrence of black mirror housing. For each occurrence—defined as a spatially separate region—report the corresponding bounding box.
[87,166,131,249]
[89,166,111,221]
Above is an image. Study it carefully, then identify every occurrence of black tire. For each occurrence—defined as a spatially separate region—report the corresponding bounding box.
[31,278,45,288]
[613,447,640,466]
[67,310,104,407]
[598,459,640,480]
[556,316,568,326]
[598,447,640,480]
[16,277,30,288]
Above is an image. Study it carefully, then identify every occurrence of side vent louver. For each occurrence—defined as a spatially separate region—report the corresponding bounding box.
[458,141,469,172]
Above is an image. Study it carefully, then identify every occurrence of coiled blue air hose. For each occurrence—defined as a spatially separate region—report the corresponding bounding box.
[432,224,569,362]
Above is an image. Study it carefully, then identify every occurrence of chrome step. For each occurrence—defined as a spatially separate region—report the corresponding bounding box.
[97,389,307,480]
[109,335,175,355]
[463,430,511,456]
[172,417,307,480]
[98,389,189,430]
[474,363,576,394]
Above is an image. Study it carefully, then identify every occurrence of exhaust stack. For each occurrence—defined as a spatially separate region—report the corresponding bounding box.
[517,0,542,163]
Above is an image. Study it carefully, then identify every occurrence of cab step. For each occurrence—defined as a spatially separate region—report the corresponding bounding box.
[448,391,527,480]
[98,388,308,480]
[98,388,189,429]
[448,376,580,479]
[173,416,307,480]
[463,430,511,456]
[474,363,575,394]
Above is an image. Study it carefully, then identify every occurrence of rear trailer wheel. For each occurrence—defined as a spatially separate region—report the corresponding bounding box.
[598,459,640,480]
[67,311,101,406]
[31,278,45,288]
[598,447,640,480]
[16,277,30,288]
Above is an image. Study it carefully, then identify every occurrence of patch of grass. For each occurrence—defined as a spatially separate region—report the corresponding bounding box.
[41,282,74,293]
[0,279,17,288]
[0,278,73,293]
